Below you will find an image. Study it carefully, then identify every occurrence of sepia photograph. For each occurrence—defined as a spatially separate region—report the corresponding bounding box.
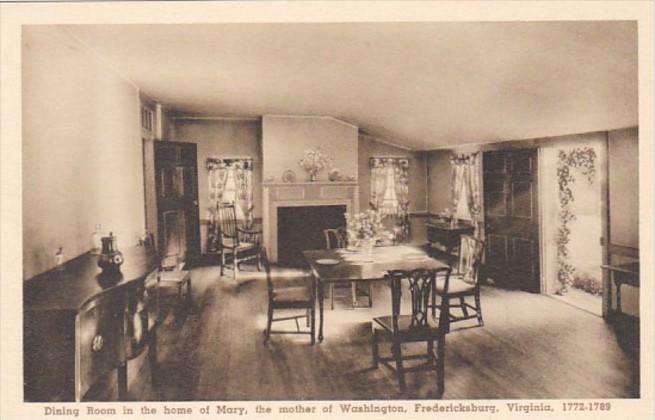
[1,1,653,419]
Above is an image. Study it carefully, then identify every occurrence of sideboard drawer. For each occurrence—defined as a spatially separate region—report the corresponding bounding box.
[75,291,126,401]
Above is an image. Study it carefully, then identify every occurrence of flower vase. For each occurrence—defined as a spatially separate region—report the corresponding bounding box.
[308,171,318,182]
[360,238,376,255]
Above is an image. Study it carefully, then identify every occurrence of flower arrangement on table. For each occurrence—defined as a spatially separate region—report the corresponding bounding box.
[298,148,332,181]
[345,210,394,253]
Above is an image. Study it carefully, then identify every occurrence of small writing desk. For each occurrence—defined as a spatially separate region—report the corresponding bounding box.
[601,262,639,315]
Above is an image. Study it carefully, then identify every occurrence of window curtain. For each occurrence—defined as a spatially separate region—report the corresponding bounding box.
[450,153,483,236]
[207,158,255,227]
[369,157,410,240]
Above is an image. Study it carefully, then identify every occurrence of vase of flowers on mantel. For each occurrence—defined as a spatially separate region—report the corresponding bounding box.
[345,210,393,255]
[299,148,332,182]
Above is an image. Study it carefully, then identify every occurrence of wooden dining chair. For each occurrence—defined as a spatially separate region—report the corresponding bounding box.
[262,247,315,344]
[431,234,485,329]
[215,202,261,280]
[372,267,452,395]
[323,228,373,309]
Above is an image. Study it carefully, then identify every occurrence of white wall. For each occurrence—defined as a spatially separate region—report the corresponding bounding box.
[22,26,145,279]
[262,116,358,182]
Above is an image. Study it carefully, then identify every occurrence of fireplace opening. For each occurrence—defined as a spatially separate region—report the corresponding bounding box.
[277,205,347,267]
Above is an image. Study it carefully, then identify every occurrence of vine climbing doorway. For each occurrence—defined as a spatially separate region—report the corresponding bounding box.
[540,136,605,316]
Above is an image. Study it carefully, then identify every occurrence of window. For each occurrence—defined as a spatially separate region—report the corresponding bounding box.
[380,167,399,214]
[221,169,245,220]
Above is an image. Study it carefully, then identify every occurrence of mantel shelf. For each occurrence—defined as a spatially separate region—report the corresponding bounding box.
[262,181,358,187]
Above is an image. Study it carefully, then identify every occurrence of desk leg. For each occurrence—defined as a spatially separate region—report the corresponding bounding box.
[318,280,325,342]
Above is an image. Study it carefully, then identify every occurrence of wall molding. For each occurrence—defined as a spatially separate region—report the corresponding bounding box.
[173,116,260,122]
[264,114,359,130]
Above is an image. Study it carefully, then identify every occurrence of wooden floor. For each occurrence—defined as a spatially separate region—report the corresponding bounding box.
[125,263,639,401]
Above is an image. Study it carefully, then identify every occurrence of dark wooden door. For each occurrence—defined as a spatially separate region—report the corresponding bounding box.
[483,149,540,292]
[154,141,200,266]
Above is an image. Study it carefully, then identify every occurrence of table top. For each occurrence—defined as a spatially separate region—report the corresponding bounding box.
[601,262,639,275]
[303,245,448,283]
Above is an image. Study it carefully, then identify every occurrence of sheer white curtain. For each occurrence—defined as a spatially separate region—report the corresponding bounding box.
[451,153,482,235]
[207,158,254,226]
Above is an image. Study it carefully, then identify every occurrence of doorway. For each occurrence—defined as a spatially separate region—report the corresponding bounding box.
[483,149,540,292]
[540,139,604,316]
[154,141,201,266]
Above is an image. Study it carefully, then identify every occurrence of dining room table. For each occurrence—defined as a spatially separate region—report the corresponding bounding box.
[303,244,449,342]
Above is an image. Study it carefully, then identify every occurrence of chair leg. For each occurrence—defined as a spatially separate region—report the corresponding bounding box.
[460,296,469,317]
[371,329,379,368]
[436,335,446,397]
[310,305,316,345]
[330,284,335,310]
[233,255,239,280]
[351,282,357,307]
[264,303,273,342]
[475,290,484,326]
[427,339,434,360]
[220,252,225,277]
[368,282,373,307]
[392,341,406,392]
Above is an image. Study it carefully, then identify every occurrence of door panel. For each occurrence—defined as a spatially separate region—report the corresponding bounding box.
[484,149,540,292]
[155,141,200,265]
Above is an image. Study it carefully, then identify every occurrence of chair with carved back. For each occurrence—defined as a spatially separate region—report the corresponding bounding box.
[216,202,261,280]
[323,228,373,309]
[431,234,485,330]
[262,247,315,344]
[372,267,452,394]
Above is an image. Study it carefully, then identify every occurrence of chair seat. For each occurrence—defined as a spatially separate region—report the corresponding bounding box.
[222,238,256,250]
[159,270,190,284]
[435,275,475,295]
[373,314,443,336]
[273,286,312,303]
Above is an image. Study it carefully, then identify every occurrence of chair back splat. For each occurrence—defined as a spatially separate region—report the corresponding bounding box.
[323,227,347,250]
[457,235,485,284]
[388,268,451,332]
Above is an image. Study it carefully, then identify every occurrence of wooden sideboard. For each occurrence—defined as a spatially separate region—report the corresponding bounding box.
[24,245,159,402]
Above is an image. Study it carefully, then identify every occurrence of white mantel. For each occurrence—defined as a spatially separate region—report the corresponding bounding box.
[262,181,359,262]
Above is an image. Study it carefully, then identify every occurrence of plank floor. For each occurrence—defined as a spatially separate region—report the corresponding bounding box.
[126,264,639,401]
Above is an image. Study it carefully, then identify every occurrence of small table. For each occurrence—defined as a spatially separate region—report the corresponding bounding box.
[425,220,475,265]
[303,245,449,342]
[601,262,639,315]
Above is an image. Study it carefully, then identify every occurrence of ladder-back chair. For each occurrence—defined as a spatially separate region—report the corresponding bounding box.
[215,202,261,280]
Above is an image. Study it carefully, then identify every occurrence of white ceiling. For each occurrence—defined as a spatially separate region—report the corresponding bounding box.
[64,21,637,150]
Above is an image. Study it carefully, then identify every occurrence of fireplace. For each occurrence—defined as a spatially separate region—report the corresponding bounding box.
[262,181,359,262]
[277,205,347,267]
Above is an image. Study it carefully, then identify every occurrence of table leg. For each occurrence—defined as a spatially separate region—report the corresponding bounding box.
[117,362,128,400]
[318,279,325,342]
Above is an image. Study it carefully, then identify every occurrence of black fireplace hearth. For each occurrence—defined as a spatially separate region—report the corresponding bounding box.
[277,205,347,267]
